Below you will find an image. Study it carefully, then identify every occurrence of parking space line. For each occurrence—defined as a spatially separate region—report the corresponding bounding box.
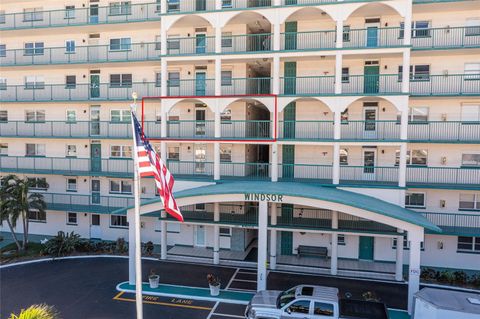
[231,279,257,283]
[211,313,245,318]
[206,301,219,319]
[112,292,213,311]
[225,268,240,290]
[226,287,257,292]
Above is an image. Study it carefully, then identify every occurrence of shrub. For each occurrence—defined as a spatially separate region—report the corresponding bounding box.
[115,237,127,254]
[453,271,468,285]
[144,241,154,256]
[43,231,81,257]
[8,304,60,319]
[420,268,438,282]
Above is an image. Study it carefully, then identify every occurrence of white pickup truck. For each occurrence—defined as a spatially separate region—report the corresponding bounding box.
[245,285,389,319]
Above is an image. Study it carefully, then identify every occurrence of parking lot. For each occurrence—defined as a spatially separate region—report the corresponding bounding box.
[1,257,410,319]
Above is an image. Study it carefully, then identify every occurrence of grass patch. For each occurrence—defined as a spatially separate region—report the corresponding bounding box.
[0,242,45,260]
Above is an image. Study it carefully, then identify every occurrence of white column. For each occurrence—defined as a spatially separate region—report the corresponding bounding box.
[215,57,222,96]
[160,0,167,14]
[400,108,408,140]
[213,202,220,264]
[335,19,344,49]
[403,1,412,46]
[257,201,268,291]
[273,23,280,51]
[215,0,222,10]
[271,143,278,182]
[332,143,340,185]
[398,143,407,187]
[214,142,220,180]
[272,56,280,95]
[335,53,343,94]
[215,27,222,53]
[160,211,167,260]
[408,234,422,314]
[331,211,338,275]
[161,59,167,97]
[270,203,278,270]
[395,231,404,282]
[401,51,411,93]
[128,209,135,285]
[273,0,281,6]
[333,111,341,140]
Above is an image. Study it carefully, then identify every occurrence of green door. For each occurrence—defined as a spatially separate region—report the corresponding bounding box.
[283,102,296,139]
[196,0,206,11]
[364,65,380,94]
[282,145,295,179]
[284,21,297,50]
[90,74,100,98]
[195,72,206,96]
[284,62,296,95]
[90,144,101,172]
[280,204,294,255]
[196,34,206,54]
[359,236,374,260]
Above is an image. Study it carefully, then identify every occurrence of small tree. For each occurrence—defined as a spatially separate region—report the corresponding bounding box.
[0,175,48,251]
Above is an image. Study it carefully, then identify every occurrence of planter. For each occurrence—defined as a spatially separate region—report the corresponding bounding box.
[209,284,220,296]
[149,275,160,289]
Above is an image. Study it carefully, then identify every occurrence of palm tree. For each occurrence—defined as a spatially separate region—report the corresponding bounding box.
[0,175,48,251]
[8,304,60,319]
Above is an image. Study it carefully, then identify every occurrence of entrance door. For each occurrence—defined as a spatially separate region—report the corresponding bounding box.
[282,145,295,179]
[194,144,207,174]
[196,0,206,11]
[195,72,206,96]
[280,204,294,255]
[284,21,297,50]
[89,5,99,24]
[364,63,380,94]
[195,108,206,136]
[365,22,380,48]
[90,214,102,239]
[284,62,296,95]
[90,106,100,135]
[195,34,206,54]
[91,179,101,204]
[363,107,378,138]
[362,149,376,180]
[90,74,100,98]
[195,225,206,246]
[359,236,374,260]
[90,143,102,172]
[283,102,296,139]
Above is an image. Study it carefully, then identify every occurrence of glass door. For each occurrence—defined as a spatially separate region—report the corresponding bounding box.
[362,149,376,180]
[195,225,206,246]
[194,144,207,174]
[90,143,102,172]
[90,106,100,135]
[90,74,100,98]
[89,5,99,23]
[195,108,206,136]
[90,214,102,239]
[363,107,378,139]
[91,179,101,204]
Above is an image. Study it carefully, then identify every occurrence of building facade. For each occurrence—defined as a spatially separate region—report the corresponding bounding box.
[0,0,479,312]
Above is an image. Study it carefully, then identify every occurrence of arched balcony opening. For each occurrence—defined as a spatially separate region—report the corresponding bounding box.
[221,59,272,95]
[221,99,272,139]
[166,15,215,55]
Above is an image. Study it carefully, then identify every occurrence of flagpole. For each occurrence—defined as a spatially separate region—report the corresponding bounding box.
[130,92,144,319]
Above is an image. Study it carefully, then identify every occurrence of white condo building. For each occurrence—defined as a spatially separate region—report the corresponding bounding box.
[0,0,479,312]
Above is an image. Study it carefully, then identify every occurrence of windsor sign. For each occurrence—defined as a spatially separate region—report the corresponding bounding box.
[244,193,284,202]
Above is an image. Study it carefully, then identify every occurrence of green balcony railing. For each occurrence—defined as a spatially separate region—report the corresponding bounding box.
[280,30,336,51]
[167,79,215,96]
[280,76,335,95]
[0,82,161,102]
[344,27,404,49]
[340,120,401,140]
[422,212,480,236]
[167,160,214,178]
[410,74,480,96]
[167,0,271,13]
[222,77,272,95]
[167,120,215,138]
[164,203,258,225]
[0,43,161,66]
[412,26,480,50]
[220,162,270,180]
[342,74,403,95]
[278,120,335,140]
[340,166,399,185]
[0,156,133,177]
[0,2,161,31]
[408,121,480,142]
[166,36,215,55]
[406,166,480,186]
[222,33,272,53]
[278,163,333,182]
[221,120,271,139]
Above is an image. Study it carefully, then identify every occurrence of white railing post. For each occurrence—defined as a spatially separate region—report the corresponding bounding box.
[213,202,220,264]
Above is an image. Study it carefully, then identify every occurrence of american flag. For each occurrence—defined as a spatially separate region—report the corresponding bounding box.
[132,112,183,222]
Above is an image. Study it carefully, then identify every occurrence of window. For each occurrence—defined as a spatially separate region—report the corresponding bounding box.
[0,11,5,24]
[23,8,43,22]
[221,109,232,121]
[408,107,429,122]
[0,143,7,156]
[155,35,161,50]
[26,143,46,156]
[461,104,480,122]
[110,110,131,122]
[109,38,131,51]
[110,74,132,87]
[168,0,180,12]
[67,212,77,225]
[466,18,480,36]
[155,72,161,87]
[27,177,47,190]
[25,110,45,122]
[167,36,180,51]
[0,44,5,57]
[221,71,232,86]
[168,146,179,160]
[0,110,7,122]
[398,65,430,81]
[24,42,44,56]
[65,40,76,53]
[0,78,6,90]
[195,203,206,211]
[341,109,349,122]
[338,234,345,245]
[462,153,480,167]
[464,63,480,80]
[155,0,162,11]
[397,149,428,166]
[66,145,77,157]
[313,302,334,317]
[111,215,128,227]
[25,76,45,89]
[168,72,180,87]
[343,25,350,42]
[65,6,75,19]
[110,180,132,194]
[392,237,425,250]
[400,21,431,38]
[29,210,46,222]
[66,75,76,89]
[457,236,480,252]
[221,32,233,47]
[222,0,232,7]
[220,144,232,162]
[66,110,76,122]
[459,194,480,210]
[405,192,425,208]
[110,145,132,158]
[341,67,349,83]
[219,227,231,236]
[340,148,348,165]
[66,178,77,191]
[286,300,310,314]
[109,2,131,15]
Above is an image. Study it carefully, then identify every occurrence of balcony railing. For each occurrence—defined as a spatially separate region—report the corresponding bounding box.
[167,36,215,55]
[164,204,259,225]
[167,79,215,96]
[408,121,480,142]
[406,166,480,186]
[220,162,270,180]
[222,77,272,95]
[0,43,161,66]
[279,164,333,181]
[340,165,399,185]
[412,26,480,50]
[166,0,271,13]
[410,74,480,96]
[280,76,335,95]
[0,156,133,177]
[280,31,336,51]
[167,160,214,178]
[422,212,480,236]
[221,120,271,139]
[0,2,161,31]
[340,120,401,140]
[278,120,335,140]
[222,33,273,53]
[0,83,161,102]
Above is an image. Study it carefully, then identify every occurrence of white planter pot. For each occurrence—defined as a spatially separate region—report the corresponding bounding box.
[149,275,160,289]
[209,284,220,296]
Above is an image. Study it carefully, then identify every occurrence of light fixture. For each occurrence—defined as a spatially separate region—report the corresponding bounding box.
[440,200,446,208]
[441,157,447,165]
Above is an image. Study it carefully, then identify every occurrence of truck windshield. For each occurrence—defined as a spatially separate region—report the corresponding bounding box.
[276,288,296,309]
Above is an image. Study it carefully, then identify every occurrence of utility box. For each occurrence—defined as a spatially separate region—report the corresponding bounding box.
[413,288,480,319]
